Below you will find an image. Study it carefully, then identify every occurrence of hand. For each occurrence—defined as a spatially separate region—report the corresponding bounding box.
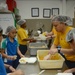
[7,56,16,60]
[49,48,58,55]
[13,69,24,75]
[9,66,16,72]
[46,35,56,39]
[20,55,25,58]
[46,36,52,39]
[51,35,56,38]
[44,54,51,60]
[63,69,73,73]
[30,38,36,42]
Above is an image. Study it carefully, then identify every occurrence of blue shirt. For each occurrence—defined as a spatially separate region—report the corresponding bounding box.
[0,54,6,75]
[2,37,19,56]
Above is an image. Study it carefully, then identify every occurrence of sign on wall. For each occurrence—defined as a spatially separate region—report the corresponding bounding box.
[0,12,15,34]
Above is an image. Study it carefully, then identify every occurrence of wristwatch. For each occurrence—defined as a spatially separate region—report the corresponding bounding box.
[57,46,61,53]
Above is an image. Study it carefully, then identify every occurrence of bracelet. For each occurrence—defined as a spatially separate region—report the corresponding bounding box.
[57,46,61,53]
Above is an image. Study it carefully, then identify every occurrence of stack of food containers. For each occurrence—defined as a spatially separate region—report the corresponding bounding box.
[29,42,48,56]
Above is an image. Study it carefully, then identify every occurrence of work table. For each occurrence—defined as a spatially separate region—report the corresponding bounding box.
[17,58,68,75]
[17,42,68,75]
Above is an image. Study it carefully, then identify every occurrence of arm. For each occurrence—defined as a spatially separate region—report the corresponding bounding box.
[2,52,15,60]
[49,44,58,54]
[17,29,35,42]
[22,38,36,42]
[49,44,75,55]
[4,64,15,72]
[46,31,53,36]
[9,69,24,75]
[64,68,75,73]
[17,47,25,58]
[60,48,75,55]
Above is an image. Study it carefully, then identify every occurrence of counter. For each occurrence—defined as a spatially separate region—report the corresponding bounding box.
[17,58,68,75]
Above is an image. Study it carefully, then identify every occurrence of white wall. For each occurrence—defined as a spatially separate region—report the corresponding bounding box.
[16,0,75,19]
[66,0,75,18]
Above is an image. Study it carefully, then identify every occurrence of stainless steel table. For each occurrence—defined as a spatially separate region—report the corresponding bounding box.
[17,60,68,75]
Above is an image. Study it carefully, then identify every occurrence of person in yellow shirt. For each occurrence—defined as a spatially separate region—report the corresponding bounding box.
[46,15,72,39]
[63,28,75,74]
[17,19,35,55]
[48,15,75,69]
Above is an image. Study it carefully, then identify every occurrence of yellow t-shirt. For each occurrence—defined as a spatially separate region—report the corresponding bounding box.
[17,27,28,45]
[53,26,75,61]
[52,27,58,35]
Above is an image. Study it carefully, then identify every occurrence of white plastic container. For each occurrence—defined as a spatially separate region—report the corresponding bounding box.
[37,50,65,69]
[29,42,48,56]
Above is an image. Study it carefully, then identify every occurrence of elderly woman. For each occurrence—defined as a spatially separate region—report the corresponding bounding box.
[63,28,75,74]
[46,16,73,39]
[45,16,73,48]
[45,15,75,70]
[17,19,36,55]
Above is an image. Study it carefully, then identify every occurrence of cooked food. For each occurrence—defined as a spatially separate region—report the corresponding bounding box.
[13,55,17,60]
[20,59,26,62]
[19,58,26,64]
[39,54,60,60]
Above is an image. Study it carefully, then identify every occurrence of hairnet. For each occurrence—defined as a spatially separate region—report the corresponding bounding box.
[6,26,16,34]
[17,19,26,26]
[52,15,73,25]
[64,16,73,26]
[66,28,75,42]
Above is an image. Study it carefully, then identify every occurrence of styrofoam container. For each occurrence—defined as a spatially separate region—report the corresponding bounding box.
[29,42,48,56]
[19,57,27,64]
[27,57,37,64]
[37,50,65,69]
[56,73,73,75]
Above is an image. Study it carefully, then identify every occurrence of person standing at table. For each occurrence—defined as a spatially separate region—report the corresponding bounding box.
[63,28,75,74]
[17,19,36,55]
[46,15,75,69]
[0,26,24,75]
[1,26,25,73]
